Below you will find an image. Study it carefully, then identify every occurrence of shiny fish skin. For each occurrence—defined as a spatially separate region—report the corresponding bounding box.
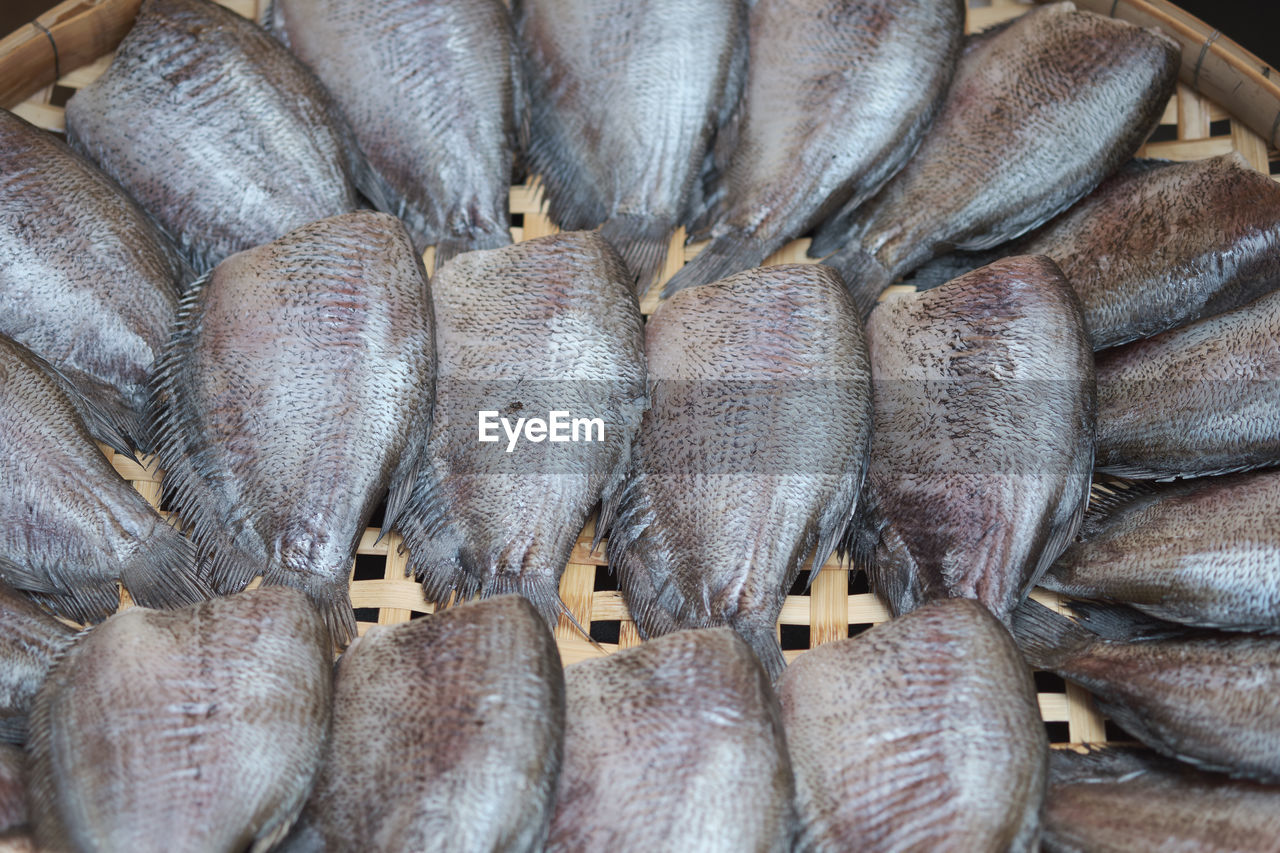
[1043,472,1280,632]
[0,109,189,451]
[907,154,1280,350]
[1013,599,1280,782]
[815,2,1179,316]
[267,0,523,267]
[779,599,1047,852]
[546,627,795,852]
[1094,288,1280,479]
[0,334,207,624]
[150,211,435,644]
[0,582,74,745]
[516,0,746,294]
[607,264,870,679]
[855,256,1094,623]
[27,587,332,853]
[396,231,646,627]
[65,0,377,274]
[662,0,964,296]
[281,596,564,853]
[1044,746,1280,853]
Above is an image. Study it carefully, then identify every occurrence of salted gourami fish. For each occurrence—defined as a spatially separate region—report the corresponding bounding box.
[1094,288,1280,479]
[779,599,1047,852]
[266,0,523,267]
[396,231,646,627]
[151,211,435,643]
[854,256,1094,623]
[1043,472,1280,632]
[906,155,1280,350]
[1013,599,1280,782]
[662,0,964,296]
[546,628,794,852]
[516,0,746,294]
[0,334,207,624]
[281,596,564,853]
[0,582,74,745]
[28,587,332,853]
[65,0,380,273]
[608,264,871,679]
[0,109,189,451]
[814,2,1179,316]
[1044,746,1280,853]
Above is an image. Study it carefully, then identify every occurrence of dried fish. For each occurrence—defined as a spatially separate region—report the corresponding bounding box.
[0,582,74,745]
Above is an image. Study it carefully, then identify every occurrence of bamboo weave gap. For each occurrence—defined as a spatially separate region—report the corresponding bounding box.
[3,0,1277,752]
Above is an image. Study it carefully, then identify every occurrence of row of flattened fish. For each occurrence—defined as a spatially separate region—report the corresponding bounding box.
[4,0,1280,848]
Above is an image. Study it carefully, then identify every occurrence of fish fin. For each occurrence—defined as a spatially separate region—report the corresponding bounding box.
[605,471,687,639]
[484,571,574,637]
[1083,479,1165,527]
[661,229,769,297]
[272,821,325,853]
[901,250,994,291]
[118,521,211,612]
[1009,598,1097,670]
[823,250,893,320]
[848,493,918,618]
[24,576,120,625]
[262,571,355,648]
[598,214,674,298]
[1023,438,1095,602]
[1096,460,1277,481]
[684,14,747,237]
[0,716,25,745]
[17,350,139,457]
[257,0,281,35]
[730,619,787,683]
[432,228,511,272]
[1067,600,1188,642]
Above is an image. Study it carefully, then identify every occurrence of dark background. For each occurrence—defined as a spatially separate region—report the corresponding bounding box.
[2,1,1279,85]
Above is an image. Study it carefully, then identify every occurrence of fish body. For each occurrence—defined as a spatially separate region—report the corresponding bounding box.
[517,0,746,293]
[814,2,1179,315]
[0,334,207,623]
[267,0,523,267]
[1095,288,1280,479]
[856,255,1094,622]
[1013,600,1280,782]
[0,582,74,744]
[1043,472,1280,632]
[546,627,795,851]
[65,0,377,273]
[1044,746,1280,853]
[151,211,435,643]
[662,0,964,295]
[282,596,564,853]
[0,742,25,835]
[397,231,646,626]
[27,587,332,853]
[907,155,1280,350]
[607,263,870,678]
[0,109,189,451]
[779,599,1047,852]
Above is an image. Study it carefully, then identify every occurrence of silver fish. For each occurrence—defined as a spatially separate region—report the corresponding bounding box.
[1043,472,1280,632]
[266,0,524,267]
[814,2,1180,316]
[27,587,332,853]
[282,596,564,853]
[662,0,964,296]
[1095,288,1280,479]
[151,211,435,643]
[1044,746,1280,853]
[0,333,207,623]
[904,154,1280,350]
[0,108,189,451]
[396,231,646,627]
[854,255,1094,623]
[0,582,74,745]
[517,0,746,294]
[1013,599,1280,782]
[779,599,1047,852]
[546,627,795,851]
[607,263,871,679]
[65,0,381,273]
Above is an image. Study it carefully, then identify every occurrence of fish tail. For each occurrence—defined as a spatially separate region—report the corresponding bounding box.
[1009,599,1096,670]
[433,228,511,272]
[485,570,568,635]
[660,228,769,298]
[262,570,357,649]
[824,247,893,320]
[731,618,787,683]
[120,522,212,612]
[598,214,674,298]
[1069,601,1185,642]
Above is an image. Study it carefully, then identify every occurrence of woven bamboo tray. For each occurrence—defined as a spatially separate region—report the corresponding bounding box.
[1,0,1278,754]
